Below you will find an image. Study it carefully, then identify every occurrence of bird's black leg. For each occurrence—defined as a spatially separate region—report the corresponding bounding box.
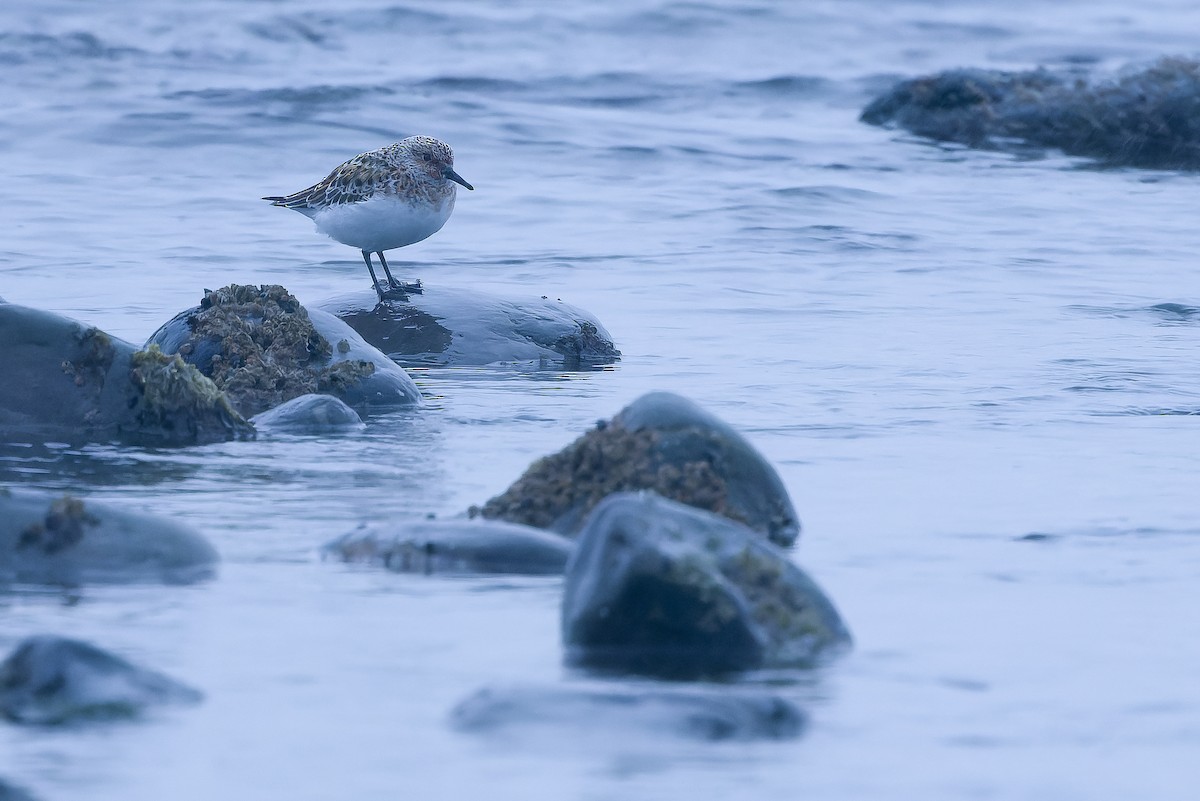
[377,251,423,295]
[362,250,388,300]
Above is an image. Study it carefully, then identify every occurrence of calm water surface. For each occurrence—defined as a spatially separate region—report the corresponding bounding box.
[2,1,1199,799]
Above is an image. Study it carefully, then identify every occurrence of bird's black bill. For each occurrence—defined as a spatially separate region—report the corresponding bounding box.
[444,168,474,191]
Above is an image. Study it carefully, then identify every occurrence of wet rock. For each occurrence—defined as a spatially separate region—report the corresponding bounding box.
[473,391,800,546]
[0,635,201,725]
[0,488,218,586]
[318,286,620,369]
[324,518,572,575]
[0,302,252,446]
[0,779,39,801]
[562,492,850,678]
[249,393,364,434]
[861,57,1200,170]
[146,284,421,417]
[452,683,805,742]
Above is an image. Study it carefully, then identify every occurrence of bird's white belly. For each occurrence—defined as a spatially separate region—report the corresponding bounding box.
[313,193,455,253]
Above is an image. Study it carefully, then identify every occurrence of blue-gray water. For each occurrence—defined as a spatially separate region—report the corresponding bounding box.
[3,1,1200,798]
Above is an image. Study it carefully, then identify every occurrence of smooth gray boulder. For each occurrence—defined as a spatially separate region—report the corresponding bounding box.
[250,393,364,434]
[145,284,422,418]
[324,518,572,575]
[862,57,1200,170]
[452,683,806,742]
[318,286,620,369]
[0,488,218,586]
[473,391,800,546]
[563,492,850,678]
[0,635,201,724]
[0,301,252,446]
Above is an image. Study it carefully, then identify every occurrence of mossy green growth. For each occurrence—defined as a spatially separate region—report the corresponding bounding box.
[126,345,254,444]
[60,327,116,393]
[473,420,736,535]
[176,284,374,416]
[17,495,99,555]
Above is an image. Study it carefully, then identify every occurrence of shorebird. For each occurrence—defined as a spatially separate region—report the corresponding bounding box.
[264,136,473,299]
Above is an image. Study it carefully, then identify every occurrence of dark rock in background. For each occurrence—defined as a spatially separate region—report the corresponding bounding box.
[0,301,252,446]
[0,779,39,801]
[562,493,849,678]
[862,57,1200,170]
[473,391,800,546]
[0,635,202,725]
[249,393,364,434]
[319,286,620,369]
[0,488,218,586]
[324,518,572,575]
[146,284,421,417]
[452,683,806,742]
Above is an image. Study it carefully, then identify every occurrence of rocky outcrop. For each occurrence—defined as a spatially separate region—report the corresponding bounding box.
[0,301,252,446]
[319,286,619,369]
[452,683,806,741]
[146,284,421,417]
[562,493,850,678]
[472,391,800,546]
[249,393,364,434]
[0,635,202,724]
[0,488,218,586]
[324,518,572,575]
[861,57,1200,170]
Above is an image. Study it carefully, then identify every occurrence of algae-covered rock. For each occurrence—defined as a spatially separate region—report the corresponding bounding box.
[319,286,620,369]
[862,57,1200,169]
[249,393,364,434]
[473,391,800,546]
[146,284,421,417]
[562,492,849,678]
[452,683,806,742]
[0,635,202,725]
[0,301,251,445]
[324,518,573,576]
[0,488,218,586]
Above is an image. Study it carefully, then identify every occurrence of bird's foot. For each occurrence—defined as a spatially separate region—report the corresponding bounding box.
[388,278,423,295]
[374,282,411,302]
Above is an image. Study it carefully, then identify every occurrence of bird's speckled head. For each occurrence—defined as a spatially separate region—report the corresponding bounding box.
[398,136,473,190]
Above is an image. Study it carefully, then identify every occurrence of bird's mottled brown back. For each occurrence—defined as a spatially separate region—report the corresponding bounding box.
[267,145,417,209]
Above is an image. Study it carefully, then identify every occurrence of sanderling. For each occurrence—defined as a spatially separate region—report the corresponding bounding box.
[264,135,473,300]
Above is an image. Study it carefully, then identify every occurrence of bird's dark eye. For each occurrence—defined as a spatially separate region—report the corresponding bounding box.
[422,153,433,162]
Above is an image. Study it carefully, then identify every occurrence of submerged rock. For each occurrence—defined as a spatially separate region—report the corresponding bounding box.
[146,284,421,417]
[0,488,218,586]
[452,683,805,742]
[249,393,364,434]
[562,493,850,678]
[473,391,800,546]
[318,286,620,369]
[861,57,1200,169]
[0,635,201,725]
[0,302,252,445]
[324,518,572,575]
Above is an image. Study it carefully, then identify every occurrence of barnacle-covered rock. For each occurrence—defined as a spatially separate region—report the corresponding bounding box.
[862,57,1200,169]
[0,301,251,445]
[562,492,849,678]
[146,284,421,417]
[473,391,800,546]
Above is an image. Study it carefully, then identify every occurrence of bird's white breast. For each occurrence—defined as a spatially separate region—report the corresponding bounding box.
[312,191,456,253]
